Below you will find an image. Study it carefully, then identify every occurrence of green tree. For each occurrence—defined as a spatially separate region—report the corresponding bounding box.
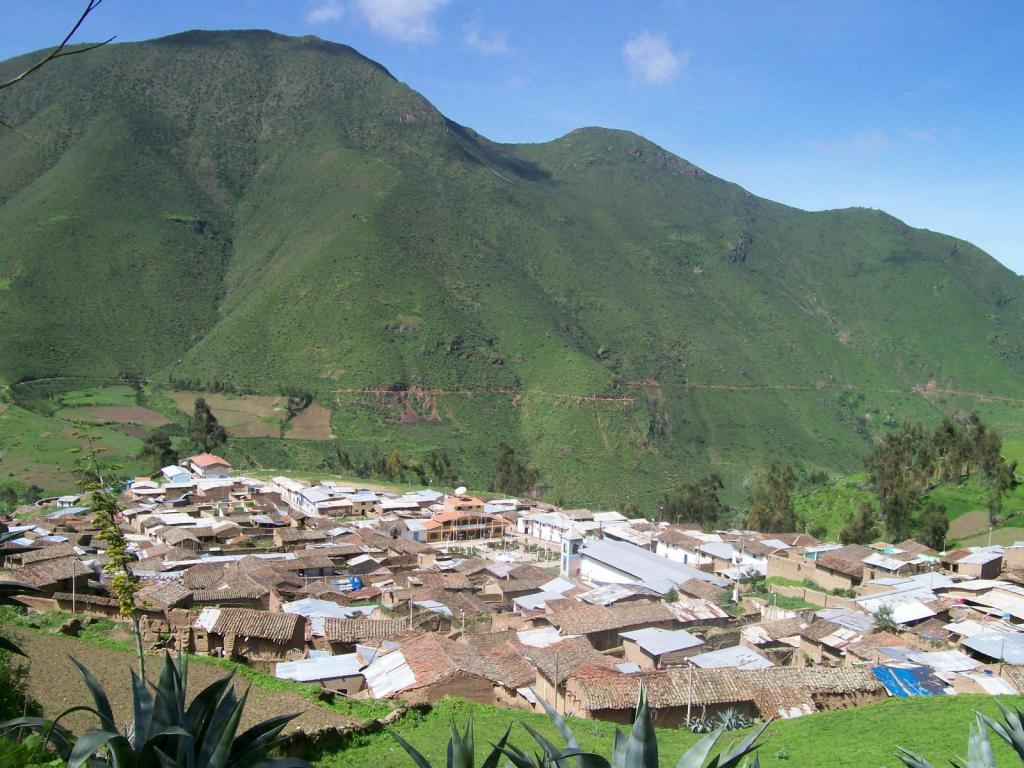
[839,501,881,545]
[916,500,949,551]
[746,460,798,532]
[139,431,177,469]
[72,424,145,678]
[493,442,540,496]
[190,396,226,453]
[662,473,729,530]
[386,448,404,479]
[873,603,898,633]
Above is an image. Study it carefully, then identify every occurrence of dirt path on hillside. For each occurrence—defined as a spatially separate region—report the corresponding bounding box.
[14,631,361,737]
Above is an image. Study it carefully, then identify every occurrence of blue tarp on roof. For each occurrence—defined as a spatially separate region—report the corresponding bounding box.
[871,665,947,697]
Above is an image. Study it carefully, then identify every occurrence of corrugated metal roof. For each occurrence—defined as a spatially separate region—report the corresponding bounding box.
[282,598,352,619]
[620,627,703,655]
[580,538,728,592]
[517,626,572,648]
[540,577,576,594]
[689,645,773,670]
[962,632,1024,664]
[513,591,569,611]
[364,650,414,697]
[906,650,980,673]
[275,653,363,682]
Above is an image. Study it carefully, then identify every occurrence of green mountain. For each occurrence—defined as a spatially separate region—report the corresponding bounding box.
[2,29,1023,506]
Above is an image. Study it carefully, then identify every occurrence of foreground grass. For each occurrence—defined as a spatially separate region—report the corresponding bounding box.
[317,695,1024,768]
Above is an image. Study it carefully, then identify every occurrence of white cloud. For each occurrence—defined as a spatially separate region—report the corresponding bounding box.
[465,24,511,56]
[305,0,344,25]
[622,33,689,85]
[353,0,449,42]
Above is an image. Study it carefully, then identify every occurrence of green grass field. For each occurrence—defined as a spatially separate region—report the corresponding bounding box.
[314,694,1024,768]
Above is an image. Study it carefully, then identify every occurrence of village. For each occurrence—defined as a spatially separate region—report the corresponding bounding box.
[4,451,1024,729]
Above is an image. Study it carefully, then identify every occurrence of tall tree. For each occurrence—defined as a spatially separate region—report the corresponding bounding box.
[71,424,144,678]
[191,397,226,452]
[916,501,949,551]
[662,474,729,531]
[838,501,880,545]
[385,448,404,479]
[746,460,798,532]
[493,442,540,496]
[140,431,177,469]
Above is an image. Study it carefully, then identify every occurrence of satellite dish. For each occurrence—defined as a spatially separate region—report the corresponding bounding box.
[455,486,467,496]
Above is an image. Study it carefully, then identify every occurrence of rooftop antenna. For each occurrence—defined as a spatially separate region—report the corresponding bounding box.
[455,486,467,496]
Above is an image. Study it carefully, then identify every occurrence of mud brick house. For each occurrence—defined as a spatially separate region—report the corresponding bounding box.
[562,665,885,724]
[797,620,865,665]
[191,607,305,664]
[481,574,554,604]
[363,632,529,705]
[768,544,873,592]
[52,592,122,619]
[135,580,194,613]
[522,636,613,713]
[945,548,1004,579]
[740,617,806,666]
[0,555,93,596]
[545,600,679,651]
[317,618,412,653]
[190,571,271,610]
[621,627,705,669]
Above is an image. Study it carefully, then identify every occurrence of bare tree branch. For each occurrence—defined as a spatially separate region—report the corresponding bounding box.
[0,115,42,144]
[0,0,114,93]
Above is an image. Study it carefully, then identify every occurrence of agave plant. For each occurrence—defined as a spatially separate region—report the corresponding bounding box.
[1,652,310,768]
[394,685,768,768]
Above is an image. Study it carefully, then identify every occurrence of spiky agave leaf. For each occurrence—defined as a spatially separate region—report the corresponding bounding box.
[979,699,1024,762]
[674,728,724,768]
[622,686,657,768]
[715,720,770,768]
[481,723,513,768]
[537,692,582,768]
[392,731,434,768]
[964,713,996,768]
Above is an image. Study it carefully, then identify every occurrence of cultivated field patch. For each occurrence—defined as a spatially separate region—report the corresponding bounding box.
[58,405,170,427]
[286,403,334,440]
[948,509,989,539]
[169,391,285,438]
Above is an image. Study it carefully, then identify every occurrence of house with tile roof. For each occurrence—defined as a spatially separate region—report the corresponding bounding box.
[186,453,232,479]
[191,607,305,663]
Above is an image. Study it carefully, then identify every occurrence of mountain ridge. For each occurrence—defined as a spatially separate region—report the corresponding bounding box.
[1,29,1021,504]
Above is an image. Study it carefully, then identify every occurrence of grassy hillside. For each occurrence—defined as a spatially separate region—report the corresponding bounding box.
[2,30,1024,505]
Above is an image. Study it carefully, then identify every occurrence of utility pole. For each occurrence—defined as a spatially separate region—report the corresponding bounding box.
[687,662,693,724]
[554,652,560,714]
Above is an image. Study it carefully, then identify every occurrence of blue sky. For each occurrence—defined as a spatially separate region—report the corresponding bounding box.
[4,1,1023,272]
